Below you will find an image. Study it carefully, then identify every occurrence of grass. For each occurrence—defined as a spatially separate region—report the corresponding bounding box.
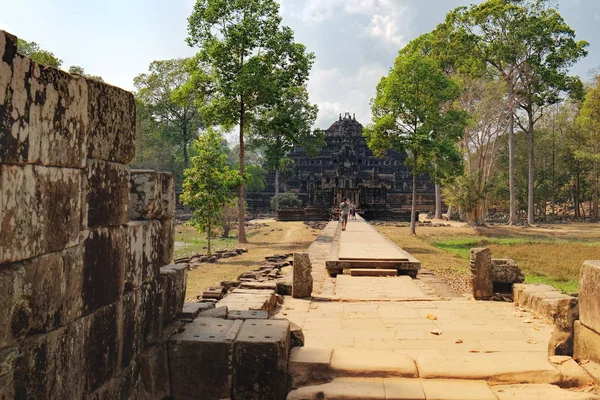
[377,221,600,295]
[176,219,319,301]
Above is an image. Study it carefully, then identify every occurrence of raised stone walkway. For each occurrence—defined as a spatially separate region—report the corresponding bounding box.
[280,218,599,400]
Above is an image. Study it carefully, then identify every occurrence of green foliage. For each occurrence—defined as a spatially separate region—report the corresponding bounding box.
[68,65,104,82]
[134,58,206,169]
[244,164,267,193]
[17,38,62,67]
[181,129,239,254]
[271,192,301,210]
[364,50,467,232]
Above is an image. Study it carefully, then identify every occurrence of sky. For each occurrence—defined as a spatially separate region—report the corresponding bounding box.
[1,0,599,130]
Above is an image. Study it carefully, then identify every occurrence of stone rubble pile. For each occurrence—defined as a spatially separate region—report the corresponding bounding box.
[303,221,328,230]
[0,30,187,400]
[173,247,248,268]
[470,248,524,302]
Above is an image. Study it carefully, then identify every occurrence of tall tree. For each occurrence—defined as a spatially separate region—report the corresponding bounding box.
[512,1,587,224]
[68,65,104,82]
[187,0,314,243]
[17,39,62,67]
[181,129,239,254]
[134,58,205,169]
[250,85,322,211]
[364,52,467,234]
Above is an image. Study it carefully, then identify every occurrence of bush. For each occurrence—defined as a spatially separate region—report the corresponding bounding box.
[271,192,302,210]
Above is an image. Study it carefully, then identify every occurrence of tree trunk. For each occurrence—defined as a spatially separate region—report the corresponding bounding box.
[238,100,247,243]
[575,167,580,219]
[435,183,442,219]
[274,168,280,211]
[207,223,212,256]
[466,198,486,226]
[410,154,417,235]
[594,159,599,218]
[527,112,535,225]
[551,124,555,220]
[508,86,517,225]
[183,140,189,169]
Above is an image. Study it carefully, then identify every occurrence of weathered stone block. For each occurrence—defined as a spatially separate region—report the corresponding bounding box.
[0,164,81,264]
[82,227,125,314]
[129,170,175,220]
[0,347,19,396]
[177,302,215,319]
[84,303,120,394]
[140,343,171,400]
[119,290,146,369]
[0,38,89,168]
[83,159,130,228]
[15,318,88,399]
[159,264,188,323]
[579,260,600,334]
[141,280,164,345]
[87,78,135,164]
[492,258,524,283]
[0,245,83,348]
[88,359,143,400]
[574,320,600,363]
[169,318,242,400]
[549,328,574,357]
[513,283,556,308]
[470,247,493,300]
[159,218,175,265]
[293,252,313,298]
[124,220,162,291]
[233,319,290,400]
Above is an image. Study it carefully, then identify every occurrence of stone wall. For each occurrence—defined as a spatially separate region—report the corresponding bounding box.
[0,31,185,399]
[574,260,600,363]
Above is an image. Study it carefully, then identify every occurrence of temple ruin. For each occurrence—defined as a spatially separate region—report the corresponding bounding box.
[248,112,436,220]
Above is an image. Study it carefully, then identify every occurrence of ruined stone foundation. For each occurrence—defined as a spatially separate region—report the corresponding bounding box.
[0,30,184,399]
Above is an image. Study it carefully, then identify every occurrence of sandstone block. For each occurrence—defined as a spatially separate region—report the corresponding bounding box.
[548,328,574,357]
[290,321,305,348]
[159,264,188,323]
[140,343,171,400]
[470,248,493,300]
[141,280,164,345]
[277,281,292,296]
[513,283,556,308]
[492,259,524,283]
[82,227,125,314]
[84,303,120,394]
[83,159,130,228]
[0,245,83,348]
[233,319,290,400]
[579,260,600,334]
[159,218,175,265]
[0,347,18,398]
[293,252,313,298]
[169,318,243,400]
[574,320,600,364]
[124,220,162,291]
[119,290,146,369]
[0,164,81,263]
[88,359,143,400]
[87,78,135,164]
[0,38,89,168]
[129,170,175,220]
[15,317,88,399]
[199,306,228,319]
[177,302,214,319]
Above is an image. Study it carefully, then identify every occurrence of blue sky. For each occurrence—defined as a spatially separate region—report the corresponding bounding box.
[1,0,599,128]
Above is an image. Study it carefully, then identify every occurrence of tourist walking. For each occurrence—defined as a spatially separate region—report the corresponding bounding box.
[340,199,350,231]
[350,202,356,219]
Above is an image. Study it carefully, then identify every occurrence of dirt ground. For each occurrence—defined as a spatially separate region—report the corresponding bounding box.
[377,218,600,295]
[176,220,319,301]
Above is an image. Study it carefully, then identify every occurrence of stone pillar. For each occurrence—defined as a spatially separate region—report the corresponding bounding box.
[574,260,600,363]
[470,248,493,300]
[293,252,313,298]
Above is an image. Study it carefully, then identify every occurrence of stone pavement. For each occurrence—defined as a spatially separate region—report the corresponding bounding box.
[280,218,599,399]
[339,216,411,261]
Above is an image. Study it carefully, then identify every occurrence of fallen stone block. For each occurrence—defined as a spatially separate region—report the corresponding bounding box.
[492,258,524,283]
[83,159,130,228]
[574,320,600,364]
[289,347,333,389]
[177,302,215,319]
[293,252,313,298]
[276,281,292,296]
[169,318,243,400]
[0,164,81,264]
[227,310,269,320]
[128,170,175,220]
[0,39,89,168]
[87,78,135,164]
[202,289,224,300]
[579,260,600,334]
[198,306,228,319]
[83,226,126,314]
[470,247,493,300]
[221,280,241,290]
[513,283,557,309]
[239,281,277,290]
[233,319,290,400]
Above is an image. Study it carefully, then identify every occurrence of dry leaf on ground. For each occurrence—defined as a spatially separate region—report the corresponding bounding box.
[427,314,438,320]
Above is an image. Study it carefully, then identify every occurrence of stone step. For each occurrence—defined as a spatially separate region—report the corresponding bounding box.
[289,347,592,388]
[287,378,600,400]
[350,268,397,276]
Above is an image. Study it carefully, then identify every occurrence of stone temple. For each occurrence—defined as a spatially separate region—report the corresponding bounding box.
[248,112,436,220]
